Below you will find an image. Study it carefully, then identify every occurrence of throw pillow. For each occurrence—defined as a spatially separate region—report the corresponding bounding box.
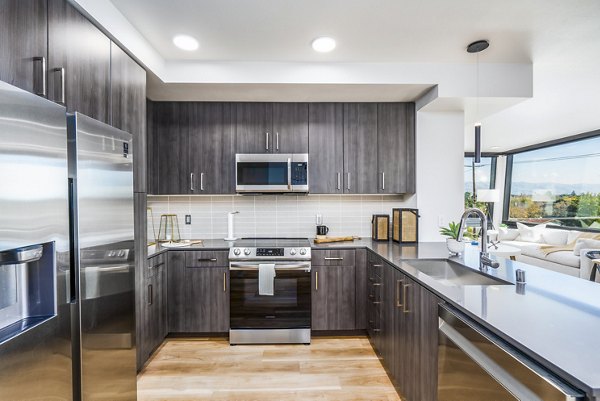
[567,230,582,244]
[498,227,519,241]
[542,229,568,246]
[516,222,547,243]
[573,238,600,256]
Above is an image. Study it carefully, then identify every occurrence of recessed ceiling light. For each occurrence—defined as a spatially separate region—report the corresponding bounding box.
[173,35,199,51]
[312,37,336,53]
[491,146,501,150]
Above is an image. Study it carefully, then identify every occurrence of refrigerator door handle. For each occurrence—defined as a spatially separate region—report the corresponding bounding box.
[68,177,77,303]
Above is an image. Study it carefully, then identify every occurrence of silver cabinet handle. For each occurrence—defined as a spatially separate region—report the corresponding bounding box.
[324,257,343,260]
[200,172,204,191]
[337,172,341,190]
[276,132,279,151]
[33,56,46,97]
[52,67,65,105]
[346,172,350,190]
[147,284,153,305]
[223,272,227,292]
[196,258,217,262]
[287,157,292,190]
[190,172,195,191]
[266,132,269,150]
[382,172,385,190]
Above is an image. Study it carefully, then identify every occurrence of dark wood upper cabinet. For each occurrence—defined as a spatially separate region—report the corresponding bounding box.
[378,103,416,194]
[235,102,309,154]
[235,102,272,153]
[272,103,309,153]
[343,103,378,194]
[0,0,48,96]
[153,102,190,194]
[110,42,147,192]
[188,102,236,194]
[308,103,344,194]
[48,0,111,123]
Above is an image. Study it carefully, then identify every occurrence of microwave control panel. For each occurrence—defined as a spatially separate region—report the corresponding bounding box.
[291,162,308,185]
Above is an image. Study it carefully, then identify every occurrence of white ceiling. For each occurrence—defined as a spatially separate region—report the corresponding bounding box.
[94,0,600,151]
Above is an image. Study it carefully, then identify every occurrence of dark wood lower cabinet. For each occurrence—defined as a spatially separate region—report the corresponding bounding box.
[139,252,167,369]
[311,265,357,331]
[167,251,229,334]
[183,266,229,333]
[367,251,440,401]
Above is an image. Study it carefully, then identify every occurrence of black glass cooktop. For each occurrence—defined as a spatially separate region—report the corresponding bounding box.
[234,238,310,248]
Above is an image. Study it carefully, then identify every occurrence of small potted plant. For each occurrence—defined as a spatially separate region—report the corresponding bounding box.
[439,222,471,255]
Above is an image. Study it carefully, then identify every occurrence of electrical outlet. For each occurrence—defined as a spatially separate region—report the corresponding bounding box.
[185,215,191,225]
[438,215,445,227]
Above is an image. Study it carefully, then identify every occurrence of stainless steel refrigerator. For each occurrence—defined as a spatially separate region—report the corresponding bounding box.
[0,81,137,400]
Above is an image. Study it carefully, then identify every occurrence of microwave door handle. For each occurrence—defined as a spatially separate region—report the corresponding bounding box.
[287,157,292,190]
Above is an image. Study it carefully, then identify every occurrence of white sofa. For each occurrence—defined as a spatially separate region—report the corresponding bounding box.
[497,225,600,281]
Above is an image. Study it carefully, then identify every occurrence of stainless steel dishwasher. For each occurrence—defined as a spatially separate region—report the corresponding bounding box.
[438,304,584,401]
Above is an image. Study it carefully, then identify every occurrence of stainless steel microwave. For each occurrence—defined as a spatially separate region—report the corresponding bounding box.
[235,153,309,193]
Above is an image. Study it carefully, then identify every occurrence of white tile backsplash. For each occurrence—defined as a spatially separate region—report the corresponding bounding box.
[147,194,416,240]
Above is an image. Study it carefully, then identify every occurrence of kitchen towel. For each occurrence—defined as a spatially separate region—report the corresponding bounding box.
[258,263,276,296]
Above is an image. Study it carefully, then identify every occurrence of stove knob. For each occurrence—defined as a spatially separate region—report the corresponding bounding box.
[244,248,252,256]
[299,248,307,255]
[290,248,297,256]
[233,248,241,256]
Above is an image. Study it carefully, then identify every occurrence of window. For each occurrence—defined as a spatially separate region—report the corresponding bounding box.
[505,135,600,230]
[464,156,495,211]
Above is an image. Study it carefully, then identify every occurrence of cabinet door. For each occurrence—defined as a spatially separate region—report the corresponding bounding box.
[184,266,229,332]
[380,262,396,370]
[210,267,230,332]
[411,283,439,401]
[235,102,272,153]
[157,255,169,341]
[167,251,185,333]
[378,103,415,194]
[147,100,157,194]
[0,0,47,95]
[343,103,378,193]
[110,42,147,192]
[48,0,111,123]
[391,267,407,398]
[308,103,344,193]
[189,102,236,194]
[354,249,367,330]
[311,265,356,331]
[154,102,190,194]
[272,103,308,153]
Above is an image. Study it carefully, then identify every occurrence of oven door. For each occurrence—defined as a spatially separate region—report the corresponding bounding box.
[235,153,308,193]
[229,262,311,329]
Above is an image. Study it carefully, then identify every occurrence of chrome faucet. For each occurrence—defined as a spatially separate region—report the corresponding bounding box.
[457,208,499,269]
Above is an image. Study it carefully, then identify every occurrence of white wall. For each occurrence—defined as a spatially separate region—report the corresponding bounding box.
[416,111,465,241]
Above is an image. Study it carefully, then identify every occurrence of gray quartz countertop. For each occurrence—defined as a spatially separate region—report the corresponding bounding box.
[147,238,600,396]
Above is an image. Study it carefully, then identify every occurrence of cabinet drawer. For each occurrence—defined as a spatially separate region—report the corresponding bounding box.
[147,252,166,278]
[311,249,355,266]
[185,250,229,267]
[368,260,383,279]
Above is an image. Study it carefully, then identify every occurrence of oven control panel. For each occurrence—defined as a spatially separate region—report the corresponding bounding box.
[229,246,311,260]
[256,248,284,257]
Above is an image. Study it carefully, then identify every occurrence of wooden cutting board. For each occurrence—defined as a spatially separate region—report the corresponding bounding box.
[313,236,360,244]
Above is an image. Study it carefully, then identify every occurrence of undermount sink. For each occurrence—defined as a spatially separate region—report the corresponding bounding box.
[406,259,513,286]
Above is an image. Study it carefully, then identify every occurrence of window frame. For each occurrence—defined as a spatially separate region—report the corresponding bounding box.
[502,129,600,232]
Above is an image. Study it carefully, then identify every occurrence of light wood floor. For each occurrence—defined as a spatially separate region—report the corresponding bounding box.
[137,336,400,401]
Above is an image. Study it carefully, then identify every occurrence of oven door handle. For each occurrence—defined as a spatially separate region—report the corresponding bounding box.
[229,262,311,272]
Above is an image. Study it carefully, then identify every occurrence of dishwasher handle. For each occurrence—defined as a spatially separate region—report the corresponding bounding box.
[438,305,584,401]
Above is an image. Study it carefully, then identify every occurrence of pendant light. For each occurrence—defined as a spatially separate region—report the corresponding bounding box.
[467,40,489,164]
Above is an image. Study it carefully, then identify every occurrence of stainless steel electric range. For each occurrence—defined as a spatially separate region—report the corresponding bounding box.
[228,238,312,345]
